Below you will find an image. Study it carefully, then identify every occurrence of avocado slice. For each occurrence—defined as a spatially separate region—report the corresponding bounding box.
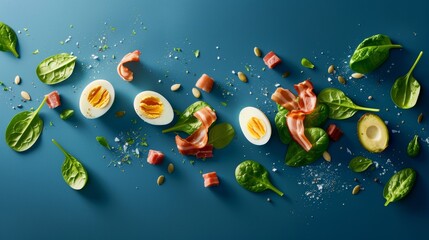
[357,113,389,153]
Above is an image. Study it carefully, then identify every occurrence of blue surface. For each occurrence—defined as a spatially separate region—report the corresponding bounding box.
[1,0,428,239]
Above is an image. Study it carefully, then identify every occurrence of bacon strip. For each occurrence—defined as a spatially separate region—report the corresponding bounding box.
[175,107,217,156]
[287,111,312,152]
[271,88,298,111]
[294,80,316,114]
[117,50,141,81]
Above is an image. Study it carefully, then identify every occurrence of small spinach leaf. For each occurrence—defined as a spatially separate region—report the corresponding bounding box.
[208,123,235,149]
[318,88,379,120]
[383,168,416,206]
[162,101,211,134]
[36,53,77,85]
[235,160,284,196]
[285,128,329,167]
[274,104,291,144]
[0,22,19,58]
[304,103,329,127]
[96,136,111,150]
[5,97,46,152]
[390,51,422,109]
[349,34,402,74]
[407,135,420,157]
[52,139,88,190]
[60,109,74,120]
[349,156,373,172]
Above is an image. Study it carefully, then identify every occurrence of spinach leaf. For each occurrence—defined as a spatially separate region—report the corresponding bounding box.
[383,168,416,206]
[162,101,211,134]
[304,103,329,127]
[60,109,74,120]
[208,123,235,149]
[407,135,420,157]
[96,136,111,150]
[36,53,77,85]
[274,104,291,144]
[390,51,422,109]
[5,97,46,152]
[235,160,284,196]
[0,22,19,58]
[52,139,88,190]
[349,156,373,172]
[318,88,379,120]
[349,34,402,74]
[285,128,329,167]
[301,58,315,69]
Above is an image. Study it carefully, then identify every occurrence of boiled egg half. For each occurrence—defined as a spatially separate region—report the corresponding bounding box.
[79,79,115,119]
[133,91,174,125]
[239,106,272,145]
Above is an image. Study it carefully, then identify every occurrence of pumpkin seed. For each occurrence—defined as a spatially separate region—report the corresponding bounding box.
[237,71,248,83]
[115,111,126,118]
[322,151,331,162]
[21,91,31,101]
[253,47,262,57]
[167,163,174,174]
[351,73,364,79]
[157,175,165,185]
[417,113,423,124]
[14,75,21,85]
[171,83,181,91]
[337,76,346,84]
[328,65,335,74]
[352,185,361,195]
[192,87,201,98]
[282,72,290,78]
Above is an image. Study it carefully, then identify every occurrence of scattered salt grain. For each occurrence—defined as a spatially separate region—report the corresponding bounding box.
[114,137,120,142]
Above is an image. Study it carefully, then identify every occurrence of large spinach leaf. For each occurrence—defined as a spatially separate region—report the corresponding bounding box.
[5,98,46,152]
[52,139,88,190]
[383,168,416,206]
[285,128,329,167]
[36,53,77,85]
[304,103,329,127]
[162,101,211,134]
[0,22,19,58]
[349,34,402,74]
[274,104,291,144]
[235,160,284,196]
[318,88,379,120]
[208,123,235,149]
[390,51,422,109]
[407,135,420,157]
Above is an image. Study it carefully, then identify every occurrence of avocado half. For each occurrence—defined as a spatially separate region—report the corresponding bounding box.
[357,113,389,153]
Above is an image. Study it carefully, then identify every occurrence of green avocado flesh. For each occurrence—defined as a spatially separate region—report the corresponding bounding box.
[357,113,389,153]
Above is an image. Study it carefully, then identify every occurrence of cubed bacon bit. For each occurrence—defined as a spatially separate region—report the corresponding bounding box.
[45,91,61,109]
[195,74,214,93]
[147,149,165,165]
[263,51,282,69]
[327,124,343,141]
[202,171,219,188]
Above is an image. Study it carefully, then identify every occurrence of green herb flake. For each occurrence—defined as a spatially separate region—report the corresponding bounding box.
[193,50,200,58]
[60,109,74,120]
[49,121,54,127]
[173,48,182,52]
[220,102,227,107]
[32,49,39,55]
[96,136,111,150]
[301,58,315,69]
[131,29,137,36]
[69,24,74,29]
[245,65,250,72]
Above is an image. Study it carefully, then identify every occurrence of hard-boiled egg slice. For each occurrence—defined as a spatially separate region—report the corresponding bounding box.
[239,106,272,145]
[79,79,115,119]
[134,91,174,125]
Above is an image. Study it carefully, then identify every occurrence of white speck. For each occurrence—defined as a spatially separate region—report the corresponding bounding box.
[346,148,352,155]
[174,56,178,60]
[385,121,389,125]
[274,83,280,87]
[328,77,332,82]
[114,137,120,142]
[91,54,99,60]
[158,79,162,83]
[232,70,236,74]
[216,46,219,49]
[391,129,400,134]
[272,168,277,172]
[317,184,323,191]
[217,56,220,60]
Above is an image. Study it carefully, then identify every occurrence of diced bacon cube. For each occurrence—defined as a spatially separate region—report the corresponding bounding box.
[327,124,343,141]
[45,91,61,109]
[263,51,282,69]
[147,149,164,165]
[202,171,219,187]
[195,74,214,93]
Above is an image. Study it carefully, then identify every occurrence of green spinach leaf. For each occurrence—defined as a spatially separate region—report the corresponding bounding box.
[52,139,88,190]
[407,135,420,157]
[301,58,315,69]
[349,34,402,74]
[208,123,235,149]
[349,156,373,172]
[304,103,329,127]
[0,22,19,58]
[390,51,422,109]
[285,128,329,167]
[96,136,111,150]
[5,97,46,152]
[60,109,74,120]
[274,104,291,144]
[235,160,284,196]
[36,53,77,85]
[383,168,416,206]
[318,88,379,120]
[162,101,211,134]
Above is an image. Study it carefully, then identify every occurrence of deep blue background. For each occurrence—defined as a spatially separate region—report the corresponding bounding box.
[1,0,428,239]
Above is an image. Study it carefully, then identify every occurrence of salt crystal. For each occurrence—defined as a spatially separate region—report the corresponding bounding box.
[114,137,120,142]
[272,168,277,172]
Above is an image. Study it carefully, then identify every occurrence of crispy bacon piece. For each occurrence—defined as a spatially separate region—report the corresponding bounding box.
[196,144,214,159]
[202,172,219,187]
[117,50,141,81]
[195,74,214,93]
[271,88,298,111]
[45,91,61,109]
[294,80,316,114]
[175,107,217,156]
[287,111,312,152]
[147,149,164,165]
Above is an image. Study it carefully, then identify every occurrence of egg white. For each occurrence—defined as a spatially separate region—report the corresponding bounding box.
[79,79,115,119]
[239,106,272,145]
[133,91,174,125]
